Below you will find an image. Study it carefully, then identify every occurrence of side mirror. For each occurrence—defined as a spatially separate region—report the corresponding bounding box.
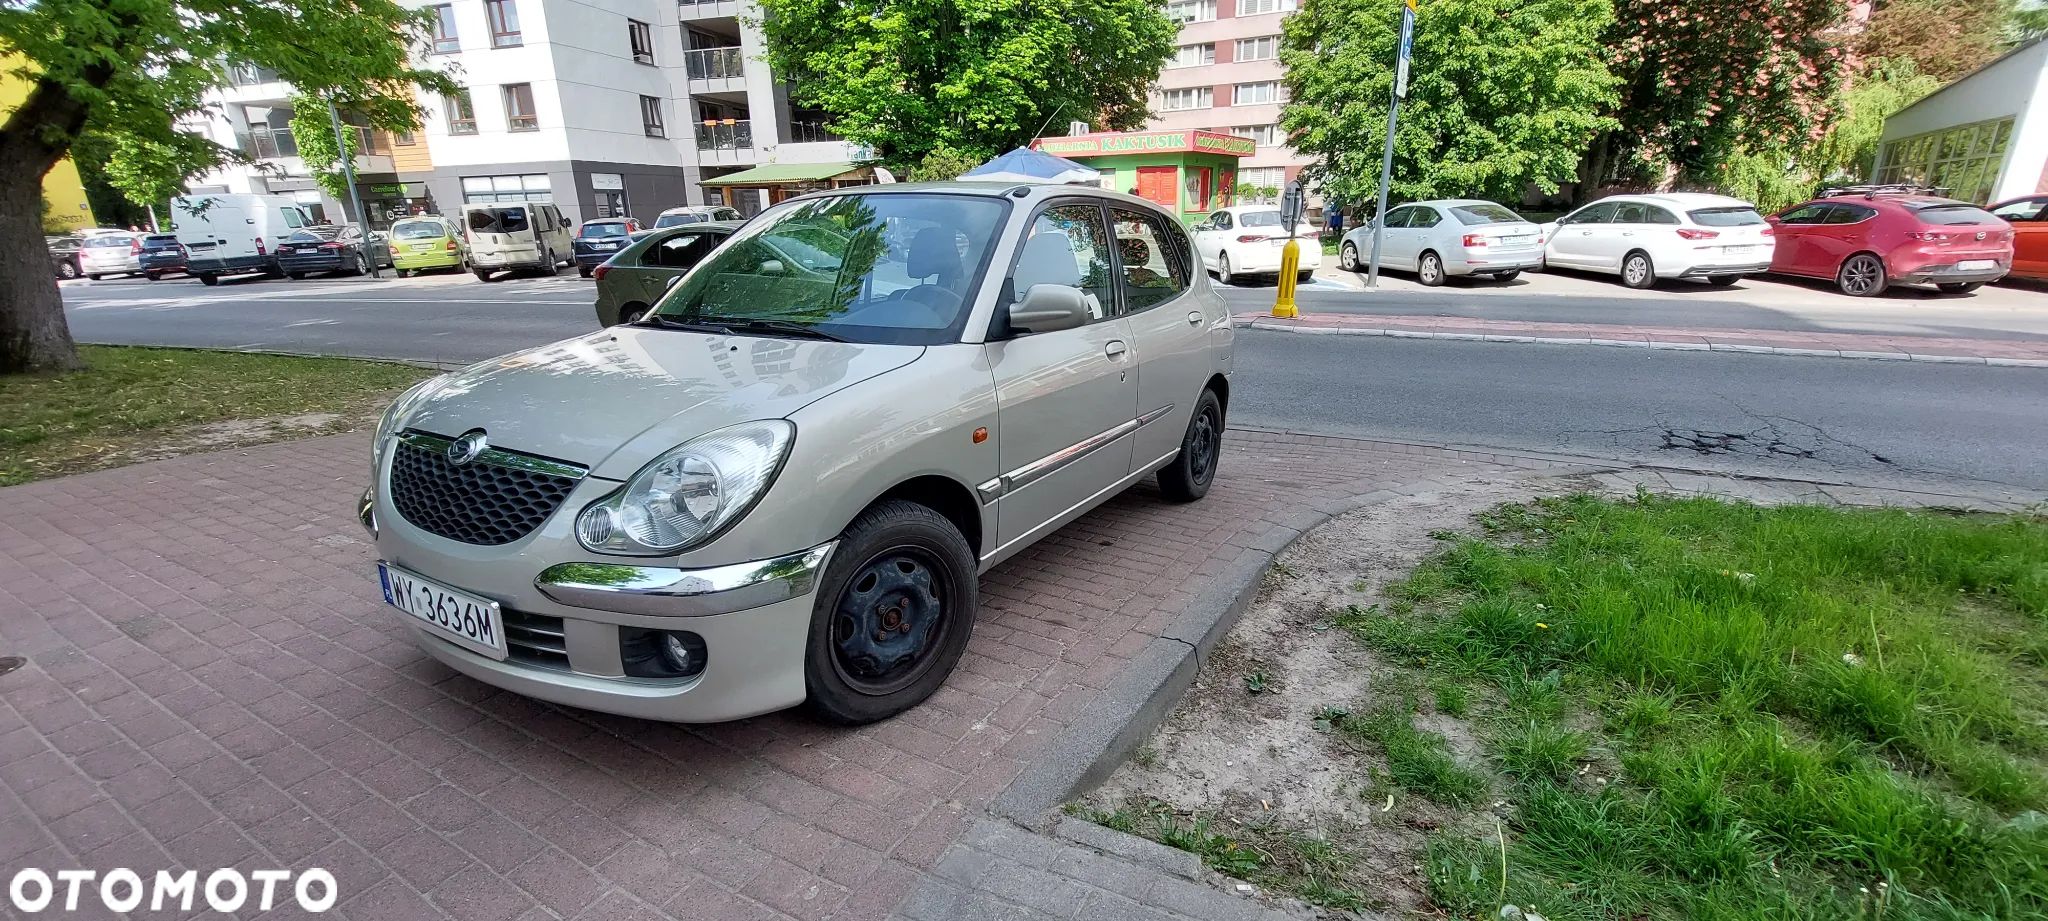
[1540,221,1560,235]
[663,274,684,291]
[758,259,786,275]
[560,217,572,229]
[1006,284,1090,334]
[1765,215,1783,224]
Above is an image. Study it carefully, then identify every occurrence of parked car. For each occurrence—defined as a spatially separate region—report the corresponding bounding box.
[47,235,82,280]
[77,232,143,280]
[388,216,471,277]
[1769,189,2011,296]
[1987,195,2047,282]
[1339,200,1544,285]
[360,183,1231,725]
[572,218,643,277]
[465,202,574,281]
[1543,193,1774,289]
[277,224,393,278]
[1189,205,1322,285]
[592,222,739,325]
[652,205,743,230]
[173,193,315,285]
[137,233,188,280]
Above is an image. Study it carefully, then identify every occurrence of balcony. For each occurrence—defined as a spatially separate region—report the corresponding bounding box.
[786,120,841,144]
[237,125,393,174]
[695,119,756,166]
[678,0,744,21]
[684,46,746,95]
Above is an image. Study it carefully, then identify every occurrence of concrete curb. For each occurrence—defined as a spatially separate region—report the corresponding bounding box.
[1241,318,2048,367]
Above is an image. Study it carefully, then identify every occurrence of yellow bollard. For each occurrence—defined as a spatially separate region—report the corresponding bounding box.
[1272,237,1301,318]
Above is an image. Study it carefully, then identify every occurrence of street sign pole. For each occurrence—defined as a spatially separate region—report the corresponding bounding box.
[1366,0,1415,289]
[327,98,380,278]
[1272,180,1305,317]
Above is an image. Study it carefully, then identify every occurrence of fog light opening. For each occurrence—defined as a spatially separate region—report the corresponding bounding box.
[620,628,707,679]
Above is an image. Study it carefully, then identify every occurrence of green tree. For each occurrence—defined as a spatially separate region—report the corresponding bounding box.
[1593,0,1850,188]
[755,0,1177,168]
[1714,59,1943,212]
[904,146,985,182]
[0,1,453,374]
[288,95,362,216]
[1280,0,1621,207]
[1857,0,2013,81]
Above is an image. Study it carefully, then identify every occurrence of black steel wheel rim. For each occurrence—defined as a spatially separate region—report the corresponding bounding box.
[831,546,953,696]
[1189,404,1220,484]
[1842,257,1879,294]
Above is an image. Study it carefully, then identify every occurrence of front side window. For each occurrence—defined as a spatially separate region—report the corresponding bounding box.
[431,5,459,53]
[644,231,721,268]
[446,92,477,135]
[629,19,655,64]
[503,83,537,131]
[1235,36,1280,61]
[1112,209,1188,312]
[486,0,521,48]
[641,95,666,137]
[1566,202,1617,224]
[1992,198,2048,221]
[1009,203,1115,322]
[653,193,1009,346]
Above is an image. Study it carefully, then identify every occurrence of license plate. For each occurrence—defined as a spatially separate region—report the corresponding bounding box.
[1724,244,1759,254]
[592,242,618,250]
[1957,259,1996,271]
[378,563,507,660]
[1501,236,1534,245]
[412,243,438,251]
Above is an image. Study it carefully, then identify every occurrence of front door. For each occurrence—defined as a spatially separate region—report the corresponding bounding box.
[1112,207,1208,468]
[1807,203,1877,275]
[1992,196,2048,279]
[1769,202,1829,275]
[1548,202,1614,268]
[1193,210,1234,269]
[987,201,1137,550]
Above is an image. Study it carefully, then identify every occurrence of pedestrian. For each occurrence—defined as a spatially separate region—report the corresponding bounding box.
[1327,209,1343,235]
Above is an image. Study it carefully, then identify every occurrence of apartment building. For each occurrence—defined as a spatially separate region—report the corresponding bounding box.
[183,0,858,227]
[1147,0,1306,206]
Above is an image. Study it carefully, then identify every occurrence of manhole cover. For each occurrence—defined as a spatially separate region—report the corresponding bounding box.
[0,656,24,677]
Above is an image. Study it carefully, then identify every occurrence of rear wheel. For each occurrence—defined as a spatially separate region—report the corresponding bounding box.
[289,272,307,281]
[1297,269,1314,284]
[1937,281,1984,295]
[1417,251,1446,287]
[1621,251,1657,289]
[1157,389,1224,503]
[579,265,593,278]
[616,303,650,325]
[1340,241,1361,272]
[350,253,370,276]
[803,500,977,725]
[87,273,102,281]
[1216,253,1236,286]
[1492,269,1522,283]
[1837,253,1887,297]
[1709,275,1740,287]
[144,271,161,281]
[198,274,219,287]
[473,267,493,283]
[55,261,79,280]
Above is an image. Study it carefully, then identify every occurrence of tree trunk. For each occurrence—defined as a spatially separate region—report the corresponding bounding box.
[0,165,82,374]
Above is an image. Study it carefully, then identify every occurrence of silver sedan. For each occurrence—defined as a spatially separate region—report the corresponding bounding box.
[1338,199,1545,285]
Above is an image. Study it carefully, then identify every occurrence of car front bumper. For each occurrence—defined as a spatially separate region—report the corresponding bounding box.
[361,486,830,722]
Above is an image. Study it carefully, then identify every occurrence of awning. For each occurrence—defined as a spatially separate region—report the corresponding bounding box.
[699,162,858,187]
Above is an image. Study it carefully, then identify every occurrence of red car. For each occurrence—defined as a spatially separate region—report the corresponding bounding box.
[1767,189,2012,296]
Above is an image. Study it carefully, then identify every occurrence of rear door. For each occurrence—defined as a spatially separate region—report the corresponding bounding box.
[636,229,725,301]
[1992,197,2048,278]
[1405,206,1445,268]
[1113,206,1207,469]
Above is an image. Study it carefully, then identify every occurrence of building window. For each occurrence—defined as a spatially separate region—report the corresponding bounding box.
[486,0,522,48]
[1877,118,2015,204]
[1233,82,1284,105]
[1161,87,1212,111]
[1235,36,1279,61]
[502,83,537,131]
[461,174,552,204]
[1166,0,1215,23]
[1233,124,1281,147]
[640,95,666,137]
[228,64,279,86]
[430,5,459,54]
[1237,0,1298,14]
[394,129,417,145]
[1168,43,1215,68]
[446,92,478,135]
[1237,167,1286,200]
[628,19,655,64]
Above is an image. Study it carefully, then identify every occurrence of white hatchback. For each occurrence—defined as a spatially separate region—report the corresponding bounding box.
[1542,193,1775,288]
[1190,205,1324,285]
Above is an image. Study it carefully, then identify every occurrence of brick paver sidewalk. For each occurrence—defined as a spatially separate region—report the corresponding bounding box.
[1237,311,2048,364]
[0,430,1553,920]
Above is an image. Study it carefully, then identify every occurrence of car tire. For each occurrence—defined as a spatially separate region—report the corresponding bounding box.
[579,265,593,278]
[1621,251,1656,289]
[616,303,649,325]
[1937,281,1984,295]
[1157,388,1224,503]
[349,253,370,276]
[1418,251,1446,287]
[87,273,101,281]
[289,272,307,281]
[144,271,160,281]
[1492,269,1521,283]
[55,261,79,280]
[1340,241,1361,272]
[1709,275,1740,287]
[198,274,219,287]
[1297,269,1314,284]
[473,268,493,283]
[1837,253,1887,297]
[1216,253,1236,287]
[802,499,978,725]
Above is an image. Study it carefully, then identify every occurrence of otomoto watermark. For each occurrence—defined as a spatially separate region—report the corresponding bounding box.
[8,867,337,914]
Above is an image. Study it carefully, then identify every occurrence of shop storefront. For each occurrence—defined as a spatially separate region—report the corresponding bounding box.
[1030,130,1255,223]
[357,181,438,230]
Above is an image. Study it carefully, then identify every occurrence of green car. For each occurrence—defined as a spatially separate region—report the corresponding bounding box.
[388,215,471,277]
[592,222,740,326]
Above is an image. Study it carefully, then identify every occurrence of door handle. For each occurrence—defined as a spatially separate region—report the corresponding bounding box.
[1105,340,1128,358]
[1620,232,1634,237]
[1186,310,1203,326]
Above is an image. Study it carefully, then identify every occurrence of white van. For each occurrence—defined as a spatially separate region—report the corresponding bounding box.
[172,194,315,285]
[463,201,574,281]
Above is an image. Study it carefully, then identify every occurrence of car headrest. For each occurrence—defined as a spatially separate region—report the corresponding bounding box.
[907,227,964,281]
[1012,230,1079,298]
[1118,236,1151,266]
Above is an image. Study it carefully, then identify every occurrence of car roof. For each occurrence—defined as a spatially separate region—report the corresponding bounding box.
[787,181,1190,222]
[659,205,729,214]
[1592,192,1757,209]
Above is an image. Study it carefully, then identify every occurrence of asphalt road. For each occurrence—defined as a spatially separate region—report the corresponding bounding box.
[59,272,2048,493]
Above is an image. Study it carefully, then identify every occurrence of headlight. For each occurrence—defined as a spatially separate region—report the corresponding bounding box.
[576,420,794,556]
[372,375,450,474]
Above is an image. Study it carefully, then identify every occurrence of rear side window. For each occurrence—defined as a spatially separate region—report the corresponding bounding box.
[1112,208,1188,313]
[1690,207,1766,226]
[642,231,721,268]
[469,207,531,234]
[1449,203,1523,225]
[1611,203,1649,224]
[1825,206,1876,224]
[1914,204,2001,225]
[1644,207,1681,225]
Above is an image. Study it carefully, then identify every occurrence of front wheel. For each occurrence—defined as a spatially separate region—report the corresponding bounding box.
[289,272,307,281]
[803,500,978,725]
[617,303,650,325]
[578,265,593,278]
[1621,251,1657,289]
[87,273,102,281]
[473,267,493,283]
[198,274,219,287]
[1837,254,1886,297]
[1417,251,1446,287]
[55,261,80,280]
[1937,281,1984,295]
[1709,275,1740,287]
[145,271,161,281]
[1492,269,1522,283]
[1157,389,1224,503]
[1340,242,1361,272]
[1297,269,1314,284]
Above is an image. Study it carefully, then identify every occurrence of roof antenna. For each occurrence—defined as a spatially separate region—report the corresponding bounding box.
[1028,101,1070,145]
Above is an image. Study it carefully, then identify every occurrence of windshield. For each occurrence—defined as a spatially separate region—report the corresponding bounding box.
[655,211,705,228]
[468,207,530,234]
[392,221,445,240]
[1689,207,1766,226]
[1914,203,2001,225]
[1450,203,1523,225]
[580,221,631,239]
[652,193,1007,346]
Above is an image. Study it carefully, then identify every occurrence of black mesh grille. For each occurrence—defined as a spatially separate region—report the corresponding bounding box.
[388,439,580,545]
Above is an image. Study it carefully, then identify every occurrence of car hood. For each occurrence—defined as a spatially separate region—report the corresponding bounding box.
[398,328,925,480]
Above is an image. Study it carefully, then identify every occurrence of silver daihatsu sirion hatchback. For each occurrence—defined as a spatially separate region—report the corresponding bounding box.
[362,183,1234,724]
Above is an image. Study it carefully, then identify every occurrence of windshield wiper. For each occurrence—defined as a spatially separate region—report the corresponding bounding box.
[640,314,735,335]
[713,319,851,342]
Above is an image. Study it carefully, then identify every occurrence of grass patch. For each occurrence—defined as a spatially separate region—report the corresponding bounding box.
[0,346,425,486]
[1077,801,1373,911]
[1327,701,1488,806]
[1354,493,2048,919]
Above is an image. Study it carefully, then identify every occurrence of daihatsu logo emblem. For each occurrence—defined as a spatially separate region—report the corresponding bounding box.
[447,431,488,465]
